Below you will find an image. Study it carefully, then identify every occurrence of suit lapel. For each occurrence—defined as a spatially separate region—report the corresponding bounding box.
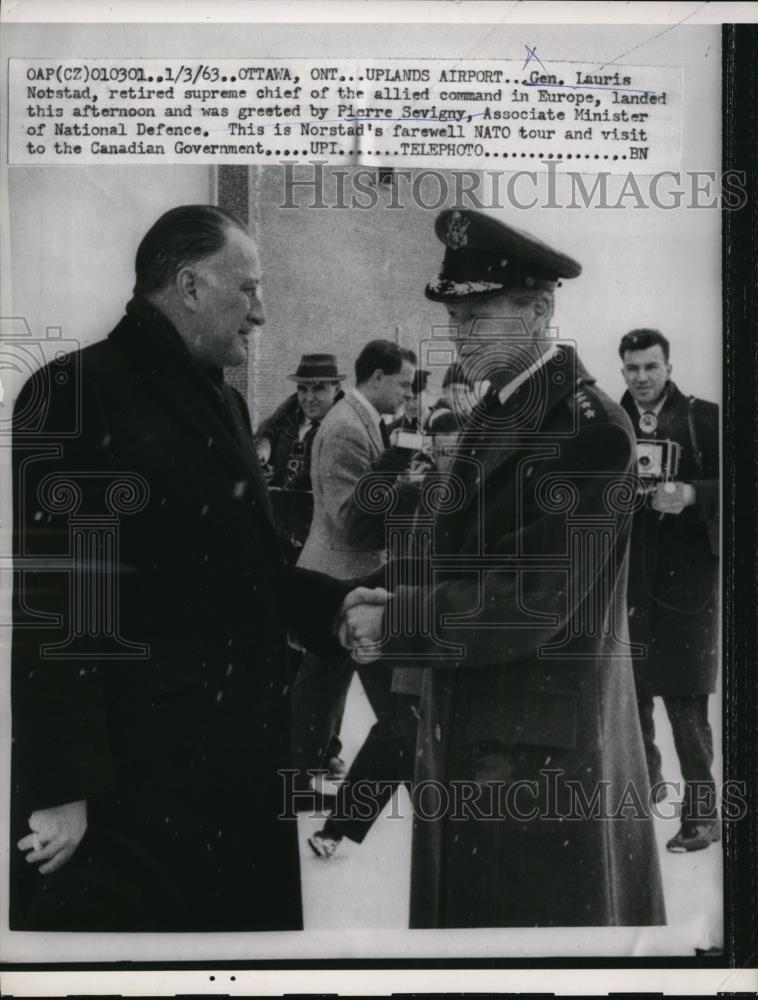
[345,391,384,455]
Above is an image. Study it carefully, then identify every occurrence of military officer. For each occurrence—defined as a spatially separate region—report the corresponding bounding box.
[344,208,666,928]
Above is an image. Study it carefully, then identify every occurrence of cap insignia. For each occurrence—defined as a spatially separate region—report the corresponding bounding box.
[446,211,470,250]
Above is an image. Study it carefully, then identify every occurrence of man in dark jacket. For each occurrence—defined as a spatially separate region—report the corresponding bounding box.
[256,353,344,561]
[619,328,720,853]
[343,209,665,928]
[10,204,384,931]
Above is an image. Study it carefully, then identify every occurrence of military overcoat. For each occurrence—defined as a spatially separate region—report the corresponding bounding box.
[384,346,666,928]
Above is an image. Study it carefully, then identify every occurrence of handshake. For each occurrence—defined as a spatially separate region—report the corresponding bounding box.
[334,587,391,664]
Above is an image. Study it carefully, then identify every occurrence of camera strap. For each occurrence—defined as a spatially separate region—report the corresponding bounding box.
[687,395,705,478]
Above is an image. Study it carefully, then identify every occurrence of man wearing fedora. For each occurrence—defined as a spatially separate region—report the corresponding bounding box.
[343,209,666,928]
[256,353,344,561]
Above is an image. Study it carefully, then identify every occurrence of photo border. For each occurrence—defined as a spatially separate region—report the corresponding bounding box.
[0,7,756,996]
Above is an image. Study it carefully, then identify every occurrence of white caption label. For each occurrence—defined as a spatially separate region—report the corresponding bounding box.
[11,58,682,171]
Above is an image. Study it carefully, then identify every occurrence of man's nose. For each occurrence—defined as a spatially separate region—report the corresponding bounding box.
[248,298,265,325]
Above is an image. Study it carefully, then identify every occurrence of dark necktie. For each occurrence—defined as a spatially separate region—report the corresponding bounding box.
[379,419,391,449]
[303,418,320,451]
[299,419,321,490]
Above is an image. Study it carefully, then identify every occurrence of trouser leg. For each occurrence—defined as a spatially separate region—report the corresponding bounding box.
[663,693,716,826]
[356,664,396,725]
[635,679,663,784]
[325,693,419,844]
[290,652,354,785]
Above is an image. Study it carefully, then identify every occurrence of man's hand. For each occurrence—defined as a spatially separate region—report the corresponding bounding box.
[17,800,87,875]
[651,481,696,516]
[336,587,391,663]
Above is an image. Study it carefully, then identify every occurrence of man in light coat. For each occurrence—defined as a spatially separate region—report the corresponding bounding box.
[292,341,415,789]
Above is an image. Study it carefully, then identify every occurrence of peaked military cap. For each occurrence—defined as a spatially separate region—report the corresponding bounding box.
[425,208,582,302]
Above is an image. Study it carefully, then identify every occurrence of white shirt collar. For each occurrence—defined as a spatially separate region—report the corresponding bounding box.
[297,417,315,442]
[352,386,383,428]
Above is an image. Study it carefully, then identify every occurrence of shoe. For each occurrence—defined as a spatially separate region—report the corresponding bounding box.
[666,821,721,853]
[308,830,342,860]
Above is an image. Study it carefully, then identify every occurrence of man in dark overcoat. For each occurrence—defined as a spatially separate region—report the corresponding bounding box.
[619,328,720,853]
[10,204,382,931]
[344,209,666,928]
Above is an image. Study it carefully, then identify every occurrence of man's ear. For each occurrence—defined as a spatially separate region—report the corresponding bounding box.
[531,296,549,319]
[176,266,199,309]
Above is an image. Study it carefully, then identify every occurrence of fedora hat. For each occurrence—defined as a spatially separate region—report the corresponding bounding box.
[287,353,345,383]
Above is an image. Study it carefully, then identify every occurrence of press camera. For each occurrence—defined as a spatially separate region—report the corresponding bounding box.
[635,438,681,492]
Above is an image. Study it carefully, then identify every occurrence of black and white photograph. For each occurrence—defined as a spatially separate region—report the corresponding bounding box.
[0,2,756,996]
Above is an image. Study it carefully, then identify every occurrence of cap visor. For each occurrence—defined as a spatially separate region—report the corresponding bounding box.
[424,279,507,303]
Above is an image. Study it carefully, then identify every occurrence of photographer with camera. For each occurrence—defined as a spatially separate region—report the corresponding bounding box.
[255,353,344,563]
[619,328,720,853]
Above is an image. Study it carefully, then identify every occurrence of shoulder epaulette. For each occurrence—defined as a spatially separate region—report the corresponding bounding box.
[568,382,605,422]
